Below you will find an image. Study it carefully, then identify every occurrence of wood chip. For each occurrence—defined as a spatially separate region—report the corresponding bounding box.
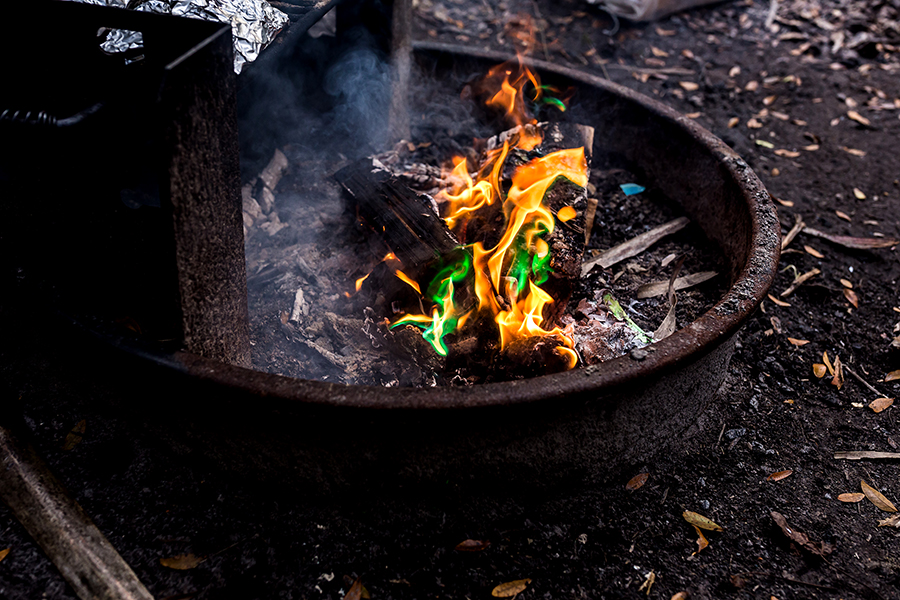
[492,579,532,597]
[861,480,898,512]
[780,268,820,297]
[803,245,824,258]
[787,338,808,346]
[683,510,723,531]
[803,227,899,249]
[869,398,894,413]
[838,493,865,503]
[847,110,871,126]
[582,217,689,274]
[626,473,649,491]
[843,288,859,307]
[767,470,793,481]
[834,451,900,460]
[635,271,717,299]
[768,294,791,307]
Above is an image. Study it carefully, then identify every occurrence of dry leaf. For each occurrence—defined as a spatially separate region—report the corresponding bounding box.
[768,294,791,307]
[885,370,900,382]
[763,95,777,106]
[671,593,690,600]
[343,578,368,600]
[747,118,763,128]
[836,211,852,222]
[62,420,86,452]
[767,470,793,481]
[831,355,844,390]
[803,144,819,151]
[638,571,656,594]
[847,110,871,126]
[787,338,809,346]
[838,493,865,503]
[656,27,675,36]
[455,539,491,552]
[822,352,834,376]
[843,288,859,308]
[693,526,709,554]
[683,510,723,531]
[853,188,866,200]
[813,364,827,378]
[842,146,867,157]
[651,46,669,57]
[635,271,717,299]
[0,548,9,563]
[774,197,794,207]
[728,117,739,128]
[839,278,853,288]
[861,480,898,512]
[878,514,900,528]
[492,579,531,597]
[679,81,699,91]
[869,398,894,413]
[582,217,689,274]
[775,149,801,158]
[626,473,649,491]
[160,554,204,570]
[770,511,833,556]
[803,245,824,258]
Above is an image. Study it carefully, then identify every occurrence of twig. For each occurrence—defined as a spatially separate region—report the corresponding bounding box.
[834,451,900,461]
[780,268,820,297]
[843,364,888,397]
[582,217,689,275]
[604,65,696,76]
[765,0,780,30]
[781,214,805,250]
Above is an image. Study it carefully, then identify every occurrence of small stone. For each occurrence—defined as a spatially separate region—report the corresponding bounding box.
[630,348,649,360]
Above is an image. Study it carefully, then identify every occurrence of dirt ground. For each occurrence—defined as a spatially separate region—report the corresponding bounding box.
[2,0,899,599]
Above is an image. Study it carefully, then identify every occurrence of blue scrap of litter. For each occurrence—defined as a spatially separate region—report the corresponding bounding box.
[620,183,646,196]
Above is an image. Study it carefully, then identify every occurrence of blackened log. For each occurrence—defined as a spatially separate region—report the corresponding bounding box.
[336,159,459,271]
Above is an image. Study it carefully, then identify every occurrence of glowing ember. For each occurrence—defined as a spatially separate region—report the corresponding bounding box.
[388,56,586,368]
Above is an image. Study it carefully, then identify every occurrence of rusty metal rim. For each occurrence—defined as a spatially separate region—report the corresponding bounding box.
[138,42,779,410]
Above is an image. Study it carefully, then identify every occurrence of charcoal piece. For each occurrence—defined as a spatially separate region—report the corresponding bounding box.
[336,159,459,271]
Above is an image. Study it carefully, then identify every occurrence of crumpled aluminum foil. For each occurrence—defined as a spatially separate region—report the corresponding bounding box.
[70,0,289,73]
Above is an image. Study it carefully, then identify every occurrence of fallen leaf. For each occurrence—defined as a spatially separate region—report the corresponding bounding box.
[803,144,819,151]
[756,139,775,149]
[869,398,894,413]
[831,355,844,390]
[728,117,739,128]
[635,271,717,299]
[160,554,204,570]
[638,571,656,594]
[693,526,709,554]
[492,579,531,597]
[626,473,649,491]
[0,548,9,563]
[822,351,834,376]
[813,364,827,378]
[651,46,669,57]
[842,146,867,157]
[878,514,900,528]
[853,188,866,200]
[455,539,490,552]
[804,245,824,258]
[656,27,676,36]
[582,217,689,274]
[748,118,763,129]
[838,493,865,503]
[843,288,859,307]
[671,593,690,600]
[774,197,794,207]
[847,110,871,126]
[679,81,699,91]
[767,470,793,481]
[684,112,701,119]
[770,511,833,556]
[62,420,86,452]
[836,211,852,222]
[775,149,801,158]
[787,338,809,346]
[343,578,368,600]
[862,480,898,512]
[683,510,723,531]
[763,95,777,106]
[768,294,791,307]
[745,80,759,91]
[840,278,853,288]
[885,370,900,382]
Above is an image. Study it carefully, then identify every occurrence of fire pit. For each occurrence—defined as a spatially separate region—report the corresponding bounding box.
[2,10,779,493]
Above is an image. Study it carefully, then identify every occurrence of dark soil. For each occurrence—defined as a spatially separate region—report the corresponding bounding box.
[2,1,899,599]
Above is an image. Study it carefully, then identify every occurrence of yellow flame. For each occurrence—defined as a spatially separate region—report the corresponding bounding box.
[395,270,421,294]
